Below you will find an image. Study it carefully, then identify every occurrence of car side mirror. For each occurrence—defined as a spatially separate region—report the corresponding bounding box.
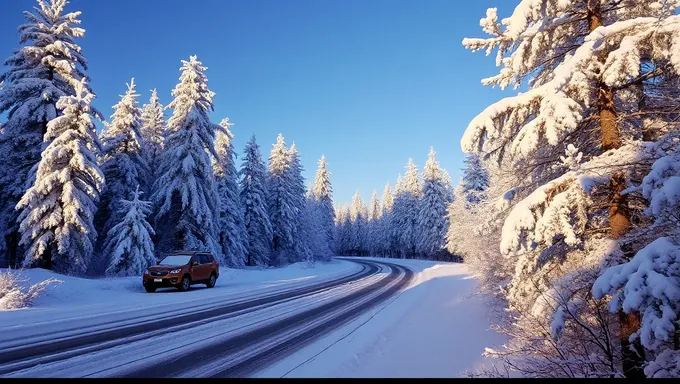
[156,260,161,265]
[192,261,199,267]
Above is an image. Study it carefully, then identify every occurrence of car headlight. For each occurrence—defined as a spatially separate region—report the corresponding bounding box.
[169,269,181,274]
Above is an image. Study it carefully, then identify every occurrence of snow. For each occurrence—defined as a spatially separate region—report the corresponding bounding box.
[256,257,505,378]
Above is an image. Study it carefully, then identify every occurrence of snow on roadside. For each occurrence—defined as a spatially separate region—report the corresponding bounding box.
[257,257,506,378]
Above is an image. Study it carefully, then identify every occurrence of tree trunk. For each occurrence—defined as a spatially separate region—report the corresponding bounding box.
[588,0,646,378]
[6,231,18,268]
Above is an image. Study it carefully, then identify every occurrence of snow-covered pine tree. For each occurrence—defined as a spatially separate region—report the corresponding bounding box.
[349,191,368,256]
[97,79,149,268]
[417,148,449,259]
[140,89,167,181]
[213,117,247,268]
[0,0,96,268]
[367,190,381,256]
[266,134,297,266]
[462,0,680,377]
[16,79,104,274]
[103,186,155,276]
[392,160,421,258]
[152,56,221,256]
[286,143,311,264]
[239,136,273,267]
[313,155,336,250]
[461,154,488,205]
[377,182,394,257]
[300,187,332,263]
[338,204,353,255]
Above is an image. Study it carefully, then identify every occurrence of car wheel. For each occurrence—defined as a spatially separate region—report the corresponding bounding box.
[206,273,217,288]
[178,276,191,292]
[145,285,156,293]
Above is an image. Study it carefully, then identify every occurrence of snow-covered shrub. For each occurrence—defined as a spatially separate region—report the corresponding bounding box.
[0,269,62,310]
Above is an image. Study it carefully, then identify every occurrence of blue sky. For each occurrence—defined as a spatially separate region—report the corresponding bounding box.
[0,0,513,205]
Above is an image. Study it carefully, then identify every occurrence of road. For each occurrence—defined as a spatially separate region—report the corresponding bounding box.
[0,258,413,378]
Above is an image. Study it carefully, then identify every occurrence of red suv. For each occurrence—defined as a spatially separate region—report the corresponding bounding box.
[143,251,219,293]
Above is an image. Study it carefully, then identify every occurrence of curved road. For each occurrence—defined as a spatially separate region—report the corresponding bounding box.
[0,258,413,378]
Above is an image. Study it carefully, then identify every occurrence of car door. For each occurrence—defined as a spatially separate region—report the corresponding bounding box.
[199,254,212,281]
[190,255,204,281]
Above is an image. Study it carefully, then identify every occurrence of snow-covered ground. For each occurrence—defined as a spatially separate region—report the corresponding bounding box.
[257,257,506,378]
[0,257,505,378]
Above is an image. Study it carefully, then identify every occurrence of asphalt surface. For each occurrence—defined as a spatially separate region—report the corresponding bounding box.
[0,258,413,378]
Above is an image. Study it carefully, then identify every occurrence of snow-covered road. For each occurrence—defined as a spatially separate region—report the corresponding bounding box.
[0,258,413,377]
[0,257,503,378]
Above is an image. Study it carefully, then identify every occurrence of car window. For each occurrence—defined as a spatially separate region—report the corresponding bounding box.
[200,254,211,264]
[159,255,191,265]
[190,255,200,265]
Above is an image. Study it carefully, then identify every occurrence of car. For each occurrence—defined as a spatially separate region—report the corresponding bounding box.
[142,251,219,293]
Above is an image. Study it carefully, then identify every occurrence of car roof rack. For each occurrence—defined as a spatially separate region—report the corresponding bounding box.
[169,250,212,255]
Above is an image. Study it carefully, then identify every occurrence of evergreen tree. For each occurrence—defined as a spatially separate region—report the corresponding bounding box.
[140,88,167,180]
[313,155,335,248]
[392,160,421,258]
[103,186,155,276]
[349,190,367,256]
[16,79,104,274]
[0,0,95,268]
[416,148,449,258]
[462,0,680,377]
[367,190,381,256]
[266,134,296,266]
[460,154,488,205]
[152,56,220,256]
[213,117,247,268]
[97,79,148,264]
[378,182,394,257]
[239,136,272,267]
[287,143,311,264]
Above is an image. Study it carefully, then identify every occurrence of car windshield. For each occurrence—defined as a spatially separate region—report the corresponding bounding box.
[158,255,192,266]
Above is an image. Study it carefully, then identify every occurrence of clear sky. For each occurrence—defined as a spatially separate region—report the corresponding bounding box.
[0,0,513,206]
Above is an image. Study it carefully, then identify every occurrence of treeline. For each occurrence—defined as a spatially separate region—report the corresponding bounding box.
[333,148,486,261]
[0,0,335,276]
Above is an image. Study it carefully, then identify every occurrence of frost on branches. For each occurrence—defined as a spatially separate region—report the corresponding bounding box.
[152,56,220,257]
[16,79,104,275]
[0,0,95,268]
[103,186,156,277]
[461,0,680,378]
[213,118,247,268]
[239,136,272,267]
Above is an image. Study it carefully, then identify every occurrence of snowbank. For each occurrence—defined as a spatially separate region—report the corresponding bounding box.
[257,257,506,378]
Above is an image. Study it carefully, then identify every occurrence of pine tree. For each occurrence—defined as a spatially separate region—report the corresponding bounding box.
[16,79,104,274]
[462,0,680,377]
[0,0,95,268]
[97,79,148,262]
[240,136,273,267]
[416,148,449,258]
[287,143,311,264]
[378,182,394,257]
[461,154,488,205]
[349,190,367,256]
[367,190,381,256]
[313,155,335,249]
[140,88,167,180]
[266,134,296,266]
[152,56,220,256]
[103,186,155,276]
[392,160,421,258]
[213,118,247,268]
